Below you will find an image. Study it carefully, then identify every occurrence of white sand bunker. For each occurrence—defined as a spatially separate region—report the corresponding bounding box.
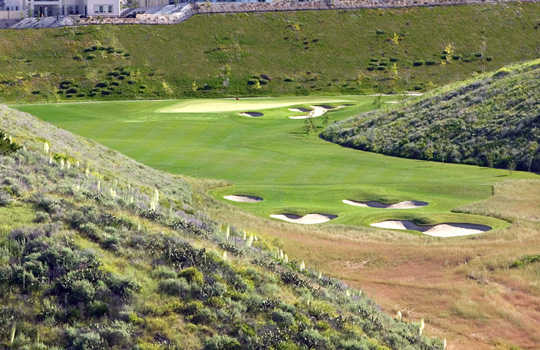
[288,105,343,119]
[239,112,264,118]
[370,220,491,237]
[343,199,428,209]
[288,107,312,113]
[270,213,337,224]
[224,195,263,203]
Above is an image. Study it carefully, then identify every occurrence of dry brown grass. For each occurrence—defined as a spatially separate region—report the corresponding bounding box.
[199,178,540,349]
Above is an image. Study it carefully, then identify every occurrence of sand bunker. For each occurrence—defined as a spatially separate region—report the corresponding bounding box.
[159,98,346,113]
[270,213,337,224]
[370,220,491,237]
[239,112,264,118]
[288,107,312,113]
[288,105,344,119]
[343,199,428,209]
[224,195,263,203]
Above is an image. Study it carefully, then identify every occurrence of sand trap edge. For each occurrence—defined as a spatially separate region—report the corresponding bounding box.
[370,220,491,237]
[270,213,337,224]
[224,195,263,203]
[343,199,428,209]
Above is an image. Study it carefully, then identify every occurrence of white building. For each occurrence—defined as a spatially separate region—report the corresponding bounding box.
[0,0,119,17]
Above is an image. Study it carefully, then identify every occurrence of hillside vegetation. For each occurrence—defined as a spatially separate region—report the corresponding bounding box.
[1,2,540,102]
[321,60,540,172]
[0,105,446,349]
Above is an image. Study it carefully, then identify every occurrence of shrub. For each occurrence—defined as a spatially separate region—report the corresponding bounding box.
[178,267,204,284]
[271,309,295,328]
[158,278,191,297]
[152,265,177,279]
[86,54,96,60]
[190,307,216,324]
[0,190,12,206]
[70,279,96,303]
[413,60,424,66]
[204,335,241,350]
[65,328,104,350]
[298,329,328,349]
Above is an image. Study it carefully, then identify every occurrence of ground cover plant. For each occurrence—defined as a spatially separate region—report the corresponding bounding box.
[0,105,447,349]
[1,2,540,102]
[321,60,540,172]
[15,94,536,234]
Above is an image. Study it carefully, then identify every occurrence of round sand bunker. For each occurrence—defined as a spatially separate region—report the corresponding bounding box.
[224,195,263,203]
[343,199,428,209]
[270,213,337,224]
[240,112,264,118]
[370,220,491,237]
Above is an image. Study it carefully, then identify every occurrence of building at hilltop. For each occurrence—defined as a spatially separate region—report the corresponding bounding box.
[0,0,119,16]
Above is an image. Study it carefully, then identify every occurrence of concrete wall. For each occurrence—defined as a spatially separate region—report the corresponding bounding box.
[0,9,23,18]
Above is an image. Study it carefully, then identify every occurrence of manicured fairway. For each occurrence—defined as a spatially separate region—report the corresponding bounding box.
[14,96,537,232]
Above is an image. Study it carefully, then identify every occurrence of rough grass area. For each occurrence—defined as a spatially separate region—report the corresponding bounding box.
[0,106,445,349]
[322,59,540,172]
[1,3,539,102]
[14,95,537,233]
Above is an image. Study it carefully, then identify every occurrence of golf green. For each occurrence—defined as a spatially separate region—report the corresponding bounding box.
[14,96,535,233]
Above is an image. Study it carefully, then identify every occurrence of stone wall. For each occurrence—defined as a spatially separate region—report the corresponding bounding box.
[196,0,535,15]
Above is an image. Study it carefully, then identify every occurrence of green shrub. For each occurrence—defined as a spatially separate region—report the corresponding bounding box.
[70,279,96,303]
[178,267,204,284]
[65,328,104,350]
[413,60,424,67]
[152,265,177,279]
[204,335,241,350]
[298,328,328,349]
[271,309,295,328]
[158,278,191,297]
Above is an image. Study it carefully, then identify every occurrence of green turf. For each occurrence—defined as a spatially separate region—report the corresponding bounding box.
[1,3,539,102]
[14,96,537,232]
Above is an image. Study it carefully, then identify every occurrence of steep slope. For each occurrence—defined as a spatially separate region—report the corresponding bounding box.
[0,106,444,349]
[0,2,539,102]
[321,59,540,172]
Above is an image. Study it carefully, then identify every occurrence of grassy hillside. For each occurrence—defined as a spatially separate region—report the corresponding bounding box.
[1,2,540,102]
[0,105,447,349]
[321,59,540,172]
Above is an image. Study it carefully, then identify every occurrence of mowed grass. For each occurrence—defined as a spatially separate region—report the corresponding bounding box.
[15,96,537,232]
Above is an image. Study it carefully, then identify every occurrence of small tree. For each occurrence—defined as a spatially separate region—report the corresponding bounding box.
[528,141,538,172]
[508,159,516,175]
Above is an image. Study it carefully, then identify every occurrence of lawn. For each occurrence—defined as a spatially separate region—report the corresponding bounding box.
[14,96,536,233]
